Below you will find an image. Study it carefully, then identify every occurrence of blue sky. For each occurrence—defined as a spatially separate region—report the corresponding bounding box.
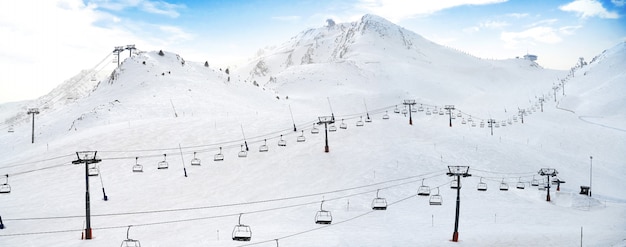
[0,0,624,103]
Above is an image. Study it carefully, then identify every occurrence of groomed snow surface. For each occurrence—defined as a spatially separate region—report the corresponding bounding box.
[1,16,625,247]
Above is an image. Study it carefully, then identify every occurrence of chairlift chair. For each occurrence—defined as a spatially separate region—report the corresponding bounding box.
[531,176,539,186]
[411,107,417,113]
[471,122,477,127]
[190,152,201,166]
[401,106,408,115]
[432,108,438,114]
[7,127,14,133]
[429,188,442,205]
[339,119,347,129]
[477,177,488,191]
[461,118,467,124]
[480,121,485,128]
[259,139,269,152]
[120,225,141,247]
[516,177,525,189]
[297,130,306,142]
[438,110,444,115]
[383,111,390,120]
[329,123,337,132]
[315,200,332,224]
[356,116,364,127]
[311,123,320,134]
[418,104,424,112]
[393,105,400,114]
[88,164,99,177]
[371,189,387,210]
[426,108,432,115]
[501,121,507,127]
[278,135,287,147]
[495,123,500,128]
[238,145,248,158]
[468,116,473,122]
[214,147,224,161]
[457,112,462,118]
[499,178,509,191]
[450,178,461,189]
[232,214,252,241]
[417,179,430,196]
[0,174,11,194]
[132,157,143,173]
[157,154,169,169]
[508,119,513,125]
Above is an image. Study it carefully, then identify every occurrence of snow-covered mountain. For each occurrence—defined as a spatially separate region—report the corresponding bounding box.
[0,15,625,247]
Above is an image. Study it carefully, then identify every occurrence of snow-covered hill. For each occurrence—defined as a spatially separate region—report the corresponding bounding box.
[0,15,625,247]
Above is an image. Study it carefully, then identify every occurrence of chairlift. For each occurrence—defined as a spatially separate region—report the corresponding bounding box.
[132,157,143,172]
[499,178,509,191]
[311,123,320,134]
[0,174,11,194]
[190,152,201,166]
[538,183,547,191]
[438,110,444,116]
[461,118,467,124]
[450,113,456,119]
[468,116,473,122]
[371,189,387,210]
[418,104,424,112]
[259,139,269,152]
[471,122,477,127]
[433,108,438,114]
[425,108,432,115]
[429,187,442,206]
[232,213,252,241]
[297,130,306,142]
[480,121,485,128]
[382,111,390,120]
[531,175,539,186]
[507,119,513,125]
[501,121,507,127]
[495,123,500,128]
[417,179,430,196]
[157,154,169,169]
[88,164,99,177]
[339,119,347,129]
[356,116,364,127]
[450,177,461,189]
[90,76,97,82]
[214,147,224,161]
[120,225,141,247]
[410,107,417,113]
[477,177,488,191]
[393,105,400,114]
[278,135,287,147]
[456,112,462,118]
[329,123,337,132]
[516,177,525,189]
[7,126,14,133]
[238,145,248,158]
[315,200,332,224]
[401,106,408,115]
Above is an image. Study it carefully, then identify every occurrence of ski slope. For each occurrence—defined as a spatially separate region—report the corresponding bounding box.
[0,15,625,247]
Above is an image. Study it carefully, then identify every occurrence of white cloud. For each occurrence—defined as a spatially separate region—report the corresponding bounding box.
[526,19,559,28]
[501,26,562,48]
[611,0,625,7]
[91,0,185,18]
[271,16,301,21]
[481,20,509,28]
[356,0,507,22]
[559,0,619,19]
[506,13,529,18]
[559,25,583,35]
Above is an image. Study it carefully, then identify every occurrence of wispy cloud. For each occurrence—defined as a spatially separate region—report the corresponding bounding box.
[271,15,301,21]
[91,0,185,18]
[464,20,509,33]
[506,13,529,19]
[559,0,619,19]
[611,0,625,7]
[501,26,562,48]
[356,0,507,22]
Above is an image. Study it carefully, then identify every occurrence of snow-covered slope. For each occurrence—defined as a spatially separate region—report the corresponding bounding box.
[0,16,625,247]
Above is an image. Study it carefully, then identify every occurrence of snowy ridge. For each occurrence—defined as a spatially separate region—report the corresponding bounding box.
[0,15,625,247]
